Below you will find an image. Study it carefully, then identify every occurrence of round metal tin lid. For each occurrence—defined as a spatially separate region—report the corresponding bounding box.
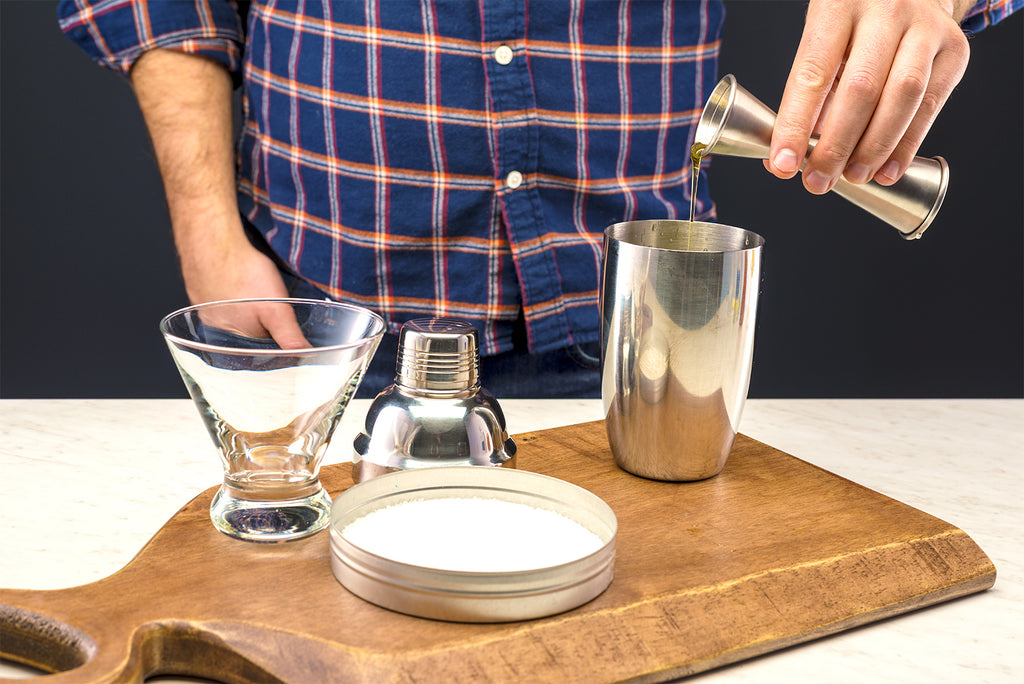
[329,467,617,623]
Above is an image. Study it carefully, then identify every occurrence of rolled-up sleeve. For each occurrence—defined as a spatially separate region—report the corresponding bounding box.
[960,0,1023,34]
[57,0,244,77]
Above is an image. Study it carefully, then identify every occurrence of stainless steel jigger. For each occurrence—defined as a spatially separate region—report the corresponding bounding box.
[696,74,949,239]
[352,318,516,482]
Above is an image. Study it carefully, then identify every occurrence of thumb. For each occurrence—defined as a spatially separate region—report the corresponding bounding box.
[259,301,312,350]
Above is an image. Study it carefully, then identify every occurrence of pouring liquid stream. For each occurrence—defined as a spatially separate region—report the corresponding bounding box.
[688,141,708,250]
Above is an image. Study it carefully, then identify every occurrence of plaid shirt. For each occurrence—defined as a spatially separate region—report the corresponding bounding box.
[58,0,1020,355]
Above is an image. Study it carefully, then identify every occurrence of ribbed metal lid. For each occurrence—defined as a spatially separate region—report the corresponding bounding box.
[396,318,479,392]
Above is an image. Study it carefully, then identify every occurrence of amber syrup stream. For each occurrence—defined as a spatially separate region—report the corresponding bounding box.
[687,141,708,250]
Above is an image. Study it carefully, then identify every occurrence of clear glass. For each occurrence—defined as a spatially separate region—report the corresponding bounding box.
[160,298,385,542]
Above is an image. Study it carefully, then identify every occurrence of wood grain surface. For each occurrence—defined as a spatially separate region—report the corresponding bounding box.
[0,421,996,683]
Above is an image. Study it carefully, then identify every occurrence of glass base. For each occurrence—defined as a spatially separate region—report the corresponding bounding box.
[210,485,332,542]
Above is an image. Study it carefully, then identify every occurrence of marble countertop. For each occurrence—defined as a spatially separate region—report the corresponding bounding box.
[1,398,1021,682]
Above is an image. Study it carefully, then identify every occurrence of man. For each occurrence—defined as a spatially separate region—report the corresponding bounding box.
[58,0,1019,397]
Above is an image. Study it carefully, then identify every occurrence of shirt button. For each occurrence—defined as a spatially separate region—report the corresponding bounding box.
[505,170,524,189]
[494,44,514,65]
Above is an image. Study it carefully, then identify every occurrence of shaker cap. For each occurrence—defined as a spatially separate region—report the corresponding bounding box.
[396,318,479,392]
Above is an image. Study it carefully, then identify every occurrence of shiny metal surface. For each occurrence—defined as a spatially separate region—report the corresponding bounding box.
[696,74,948,239]
[353,318,515,482]
[601,221,763,481]
[396,318,479,392]
[329,466,617,622]
[353,384,516,480]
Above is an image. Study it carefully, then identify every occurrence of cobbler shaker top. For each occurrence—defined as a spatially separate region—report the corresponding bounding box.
[353,317,516,482]
[396,318,480,392]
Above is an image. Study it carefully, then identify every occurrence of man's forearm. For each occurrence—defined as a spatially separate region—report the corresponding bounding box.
[129,47,301,341]
[130,47,237,218]
[129,48,250,299]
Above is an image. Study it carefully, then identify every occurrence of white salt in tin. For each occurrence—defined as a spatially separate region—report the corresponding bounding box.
[329,467,617,622]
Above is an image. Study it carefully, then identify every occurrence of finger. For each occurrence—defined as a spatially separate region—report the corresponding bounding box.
[839,40,930,185]
[762,80,836,182]
[802,27,904,193]
[767,1,850,180]
[872,34,969,185]
[260,302,312,350]
[811,80,839,136]
[198,307,267,339]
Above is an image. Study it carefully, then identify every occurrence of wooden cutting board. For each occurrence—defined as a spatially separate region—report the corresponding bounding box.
[0,421,995,683]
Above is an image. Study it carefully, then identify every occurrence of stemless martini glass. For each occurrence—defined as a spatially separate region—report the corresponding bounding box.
[160,298,385,542]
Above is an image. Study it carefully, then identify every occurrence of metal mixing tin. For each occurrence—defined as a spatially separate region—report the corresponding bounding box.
[329,467,617,623]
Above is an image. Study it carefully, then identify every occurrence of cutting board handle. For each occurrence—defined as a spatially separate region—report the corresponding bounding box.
[0,477,324,683]
[1,598,290,683]
[1,601,97,677]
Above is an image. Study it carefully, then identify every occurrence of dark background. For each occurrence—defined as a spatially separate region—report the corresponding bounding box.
[2,1,1021,399]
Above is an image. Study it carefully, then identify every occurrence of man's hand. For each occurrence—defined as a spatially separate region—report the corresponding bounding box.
[131,48,307,348]
[179,224,311,348]
[766,0,971,194]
